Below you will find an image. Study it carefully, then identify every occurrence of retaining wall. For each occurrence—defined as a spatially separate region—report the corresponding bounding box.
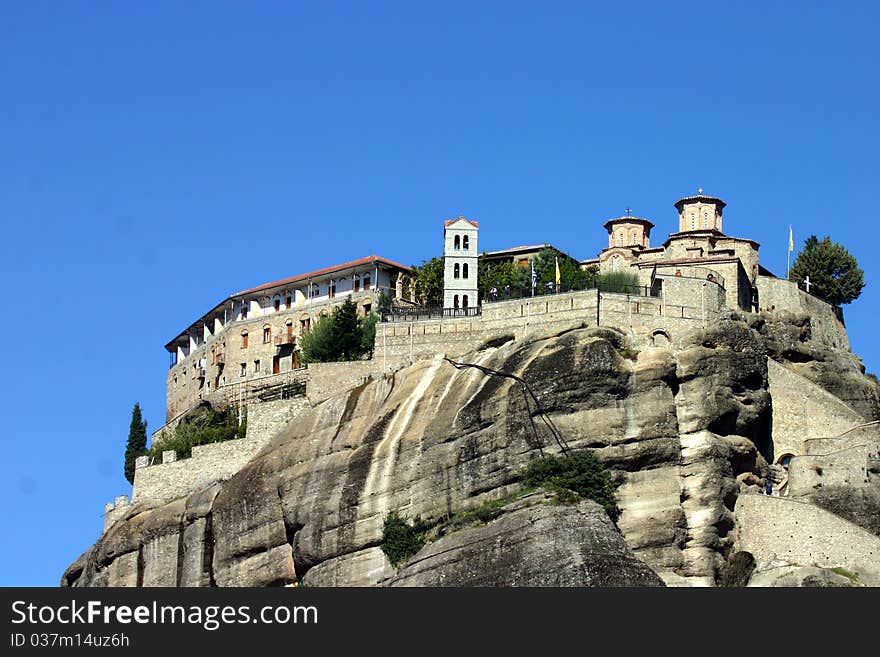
[734,493,880,584]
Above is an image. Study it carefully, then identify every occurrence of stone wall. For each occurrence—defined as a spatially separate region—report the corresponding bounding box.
[306,361,387,405]
[129,397,310,506]
[375,281,730,368]
[786,446,872,497]
[103,496,131,533]
[804,424,880,455]
[734,493,880,584]
[767,358,863,458]
[756,275,849,350]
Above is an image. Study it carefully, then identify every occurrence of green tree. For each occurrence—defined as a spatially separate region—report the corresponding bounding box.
[331,297,362,360]
[789,235,865,305]
[531,248,592,290]
[410,257,444,305]
[360,311,379,358]
[124,402,148,484]
[299,298,375,363]
[298,314,337,363]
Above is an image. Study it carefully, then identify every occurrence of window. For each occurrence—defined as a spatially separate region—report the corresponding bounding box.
[241,331,249,348]
[454,235,460,250]
[254,359,261,373]
[263,327,271,343]
[363,303,371,316]
[274,298,281,312]
[286,294,292,308]
[329,280,336,299]
[354,276,360,292]
[241,302,249,319]
[463,263,469,279]
[454,263,460,279]
[300,317,310,333]
[632,230,638,245]
[463,294,469,309]
[618,231,624,246]
[703,211,709,228]
[463,235,469,250]
[454,294,459,309]
[287,321,294,340]
[309,283,320,299]
[690,212,696,230]
[240,363,246,377]
[363,274,371,290]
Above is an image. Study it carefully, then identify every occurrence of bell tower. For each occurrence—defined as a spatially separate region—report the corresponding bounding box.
[443,216,479,312]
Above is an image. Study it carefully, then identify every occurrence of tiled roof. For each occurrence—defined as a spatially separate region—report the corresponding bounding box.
[233,255,411,296]
[444,217,479,227]
[481,244,550,257]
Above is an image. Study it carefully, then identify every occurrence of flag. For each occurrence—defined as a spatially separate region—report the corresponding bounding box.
[531,263,537,288]
[788,225,794,252]
[555,256,561,286]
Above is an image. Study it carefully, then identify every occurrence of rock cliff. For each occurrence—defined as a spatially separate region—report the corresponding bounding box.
[64,312,880,587]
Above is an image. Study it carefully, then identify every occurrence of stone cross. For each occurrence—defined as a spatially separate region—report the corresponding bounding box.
[625,207,632,216]
[698,187,703,195]
[804,276,811,293]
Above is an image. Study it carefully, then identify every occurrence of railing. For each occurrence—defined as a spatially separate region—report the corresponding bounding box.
[381,305,482,323]
[274,334,295,346]
[482,280,660,303]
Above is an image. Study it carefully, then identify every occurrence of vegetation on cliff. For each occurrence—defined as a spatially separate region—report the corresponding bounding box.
[380,450,620,566]
[150,405,245,461]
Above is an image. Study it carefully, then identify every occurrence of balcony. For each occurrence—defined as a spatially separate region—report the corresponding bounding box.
[213,353,225,365]
[274,334,295,347]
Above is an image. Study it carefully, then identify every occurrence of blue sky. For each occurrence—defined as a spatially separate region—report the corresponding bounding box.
[1,1,878,586]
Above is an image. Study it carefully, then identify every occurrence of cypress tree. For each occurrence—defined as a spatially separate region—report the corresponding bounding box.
[789,235,865,305]
[124,402,148,484]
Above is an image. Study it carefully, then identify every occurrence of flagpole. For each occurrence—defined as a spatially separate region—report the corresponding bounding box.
[786,224,793,280]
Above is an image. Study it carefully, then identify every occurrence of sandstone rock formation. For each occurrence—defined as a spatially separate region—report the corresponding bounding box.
[64,313,880,588]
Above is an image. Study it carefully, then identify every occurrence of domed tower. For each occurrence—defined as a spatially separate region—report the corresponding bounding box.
[674,192,726,233]
[603,214,655,249]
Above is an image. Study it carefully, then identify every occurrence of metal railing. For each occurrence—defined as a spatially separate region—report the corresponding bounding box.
[482,280,660,302]
[381,305,482,323]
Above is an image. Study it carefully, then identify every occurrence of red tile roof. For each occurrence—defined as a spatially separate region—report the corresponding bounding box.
[444,217,479,227]
[233,255,411,296]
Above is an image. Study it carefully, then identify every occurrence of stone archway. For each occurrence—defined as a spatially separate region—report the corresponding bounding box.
[651,329,671,347]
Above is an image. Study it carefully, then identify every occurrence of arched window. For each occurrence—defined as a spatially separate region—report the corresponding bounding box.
[690,212,696,230]
[703,211,709,228]
[454,263,460,279]
[328,279,336,299]
[463,235,469,250]
[241,330,249,349]
[454,235,460,250]
[263,326,271,343]
[618,231,624,246]
[462,294,469,309]
[454,294,459,309]
[241,301,249,320]
[274,296,281,312]
[463,263,469,279]
[631,230,638,245]
[611,255,620,272]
